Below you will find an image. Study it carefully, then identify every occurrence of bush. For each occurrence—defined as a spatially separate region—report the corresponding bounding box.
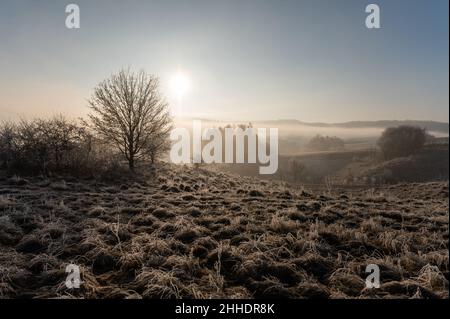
[0,122,16,169]
[377,126,426,160]
[0,116,119,176]
[306,135,345,151]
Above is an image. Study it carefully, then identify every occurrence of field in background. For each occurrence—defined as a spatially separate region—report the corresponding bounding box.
[216,143,449,186]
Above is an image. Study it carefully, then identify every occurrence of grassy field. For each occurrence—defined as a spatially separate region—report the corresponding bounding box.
[0,165,448,299]
[220,144,449,186]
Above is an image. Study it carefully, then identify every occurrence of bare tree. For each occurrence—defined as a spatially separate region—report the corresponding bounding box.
[87,69,172,171]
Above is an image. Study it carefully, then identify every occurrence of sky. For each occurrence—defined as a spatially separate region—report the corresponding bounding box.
[0,0,448,123]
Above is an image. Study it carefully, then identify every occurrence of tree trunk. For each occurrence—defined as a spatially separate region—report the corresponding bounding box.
[129,156,135,171]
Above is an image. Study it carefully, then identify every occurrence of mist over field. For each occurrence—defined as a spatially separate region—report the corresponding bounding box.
[175,118,450,136]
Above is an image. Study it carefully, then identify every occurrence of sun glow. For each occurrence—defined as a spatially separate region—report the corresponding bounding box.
[170,71,190,99]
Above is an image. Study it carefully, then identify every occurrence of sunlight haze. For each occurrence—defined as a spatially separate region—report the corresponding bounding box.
[0,0,448,123]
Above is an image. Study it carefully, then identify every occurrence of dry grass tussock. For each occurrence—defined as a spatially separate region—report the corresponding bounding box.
[0,165,448,298]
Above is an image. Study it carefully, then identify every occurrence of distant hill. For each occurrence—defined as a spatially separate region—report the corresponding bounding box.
[256,120,449,134]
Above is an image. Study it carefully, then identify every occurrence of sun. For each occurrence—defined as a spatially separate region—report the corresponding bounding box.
[170,71,190,99]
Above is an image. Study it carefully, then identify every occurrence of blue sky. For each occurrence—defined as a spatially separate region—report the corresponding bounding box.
[0,0,448,122]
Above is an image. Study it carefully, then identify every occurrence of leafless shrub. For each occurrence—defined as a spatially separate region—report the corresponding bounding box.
[0,115,121,177]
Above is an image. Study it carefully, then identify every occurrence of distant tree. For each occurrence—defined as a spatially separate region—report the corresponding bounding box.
[290,159,306,183]
[87,69,172,171]
[306,135,345,151]
[377,126,426,160]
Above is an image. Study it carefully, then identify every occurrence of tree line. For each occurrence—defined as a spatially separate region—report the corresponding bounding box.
[0,68,431,178]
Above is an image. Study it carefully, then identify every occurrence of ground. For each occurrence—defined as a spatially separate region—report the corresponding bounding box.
[0,165,448,299]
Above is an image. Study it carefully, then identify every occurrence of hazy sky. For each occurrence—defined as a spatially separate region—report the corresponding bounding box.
[0,0,448,122]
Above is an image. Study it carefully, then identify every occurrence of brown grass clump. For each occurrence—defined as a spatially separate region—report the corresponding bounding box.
[134,269,182,298]
[328,269,366,297]
[0,196,16,211]
[0,164,447,299]
[0,216,23,245]
[15,235,47,254]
